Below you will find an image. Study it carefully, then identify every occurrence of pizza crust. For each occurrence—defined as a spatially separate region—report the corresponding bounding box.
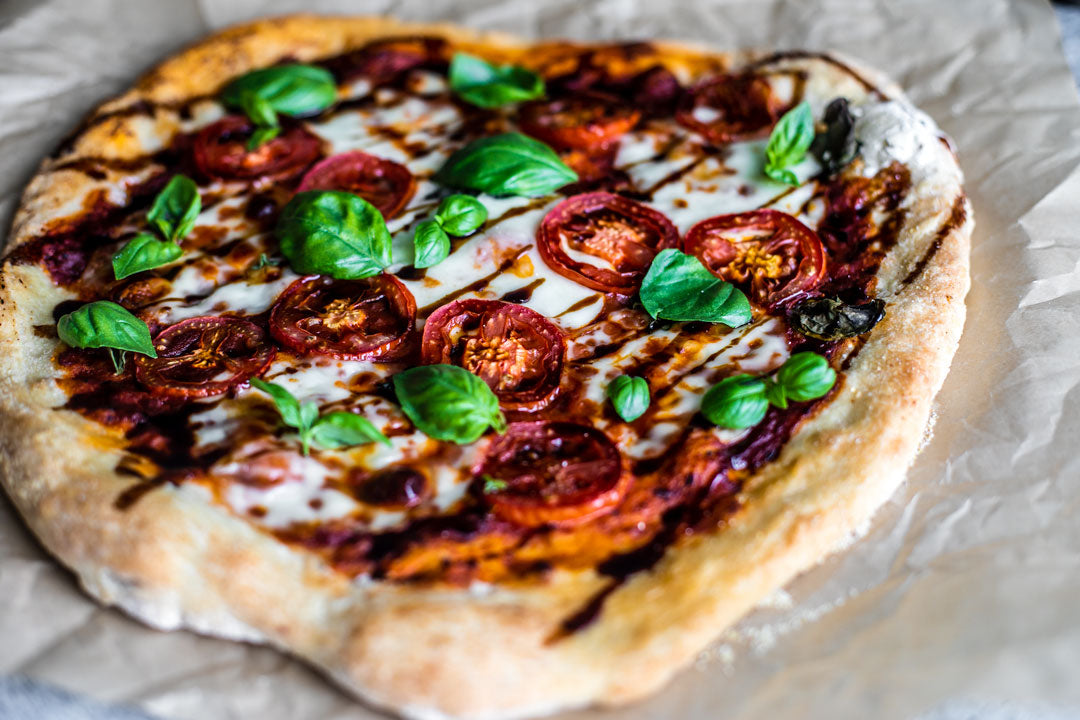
[0,15,971,720]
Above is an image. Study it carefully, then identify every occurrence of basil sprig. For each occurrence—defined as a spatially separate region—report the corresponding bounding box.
[639,249,751,327]
[250,378,390,456]
[434,133,577,198]
[113,175,200,280]
[764,101,814,186]
[413,194,488,269]
[56,301,157,374]
[606,375,650,422]
[277,191,392,279]
[810,98,857,176]
[448,53,544,108]
[701,352,837,429]
[392,364,507,444]
[220,64,337,149]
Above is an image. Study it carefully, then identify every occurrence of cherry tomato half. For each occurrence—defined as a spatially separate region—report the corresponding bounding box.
[476,421,626,527]
[324,36,448,84]
[518,93,640,150]
[676,73,786,144]
[422,299,565,412]
[682,209,827,308]
[296,151,416,219]
[135,316,275,398]
[269,275,416,360]
[192,115,322,181]
[536,192,679,295]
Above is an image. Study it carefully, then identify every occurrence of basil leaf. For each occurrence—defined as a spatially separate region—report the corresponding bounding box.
[481,475,509,494]
[392,364,507,444]
[147,175,201,242]
[434,194,488,236]
[763,377,788,410]
[448,53,544,109]
[56,301,157,358]
[434,133,577,198]
[606,375,650,422]
[810,98,857,176]
[250,378,304,429]
[310,412,391,449]
[221,64,337,118]
[112,233,182,280]
[413,220,450,269]
[764,101,814,186]
[239,91,279,129]
[247,126,281,151]
[775,352,836,402]
[277,191,392,279]
[789,296,884,341]
[701,374,769,429]
[639,249,752,326]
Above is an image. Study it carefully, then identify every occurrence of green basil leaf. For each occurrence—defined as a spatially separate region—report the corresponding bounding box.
[146,175,201,242]
[764,101,814,187]
[250,378,304,429]
[810,97,857,176]
[277,190,392,279]
[392,364,506,444]
[413,219,450,269]
[239,91,279,129]
[606,375,650,422]
[56,301,157,358]
[775,351,836,402]
[112,233,182,280]
[221,64,337,118]
[310,411,391,449]
[639,249,752,326]
[701,374,769,429]
[434,194,488,236]
[434,133,577,198]
[788,296,885,341]
[246,125,281,151]
[448,53,544,109]
[763,377,788,410]
[481,475,509,494]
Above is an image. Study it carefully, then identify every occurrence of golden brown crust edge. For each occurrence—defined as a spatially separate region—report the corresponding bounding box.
[0,14,971,720]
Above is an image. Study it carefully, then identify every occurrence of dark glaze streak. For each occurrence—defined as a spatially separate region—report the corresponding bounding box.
[499,279,544,304]
[746,51,886,99]
[417,246,529,316]
[901,194,967,286]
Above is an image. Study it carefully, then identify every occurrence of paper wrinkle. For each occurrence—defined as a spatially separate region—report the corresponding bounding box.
[3,1,1080,719]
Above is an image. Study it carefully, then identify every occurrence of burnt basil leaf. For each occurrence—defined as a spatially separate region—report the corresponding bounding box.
[310,412,391,449]
[789,296,885,340]
[639,249,751,327]
[810,97,857,175]
[434,133,578,198]
[701,374,769,429]
[56,301,157,358]
[112,233,183,280]
[392,364,507,444]
[413,219,451,269]
[449,53,544,109]
[277,190,392,279]
[221,64,337,118]
[434,194,488,236]
[764,101,814,186]
[606,375,650,422]
[147,175,201,242]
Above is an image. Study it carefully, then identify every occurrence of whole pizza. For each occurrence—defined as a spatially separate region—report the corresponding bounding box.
[0,15,971,720]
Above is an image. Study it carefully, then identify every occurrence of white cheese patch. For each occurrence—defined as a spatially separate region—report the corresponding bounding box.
[854,101,950,184]
[222,454,358,528]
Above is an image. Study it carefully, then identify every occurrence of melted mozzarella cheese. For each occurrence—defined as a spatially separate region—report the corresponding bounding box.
[223,454,359,528]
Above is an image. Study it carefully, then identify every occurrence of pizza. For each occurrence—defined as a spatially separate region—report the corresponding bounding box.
[0,15,971,720]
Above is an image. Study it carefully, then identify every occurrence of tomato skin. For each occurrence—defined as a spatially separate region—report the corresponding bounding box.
[682,209,827,309]
[476,421,626,527]
[536,192,679,295]
[192,115,322,181]
[296,151,416,219]
[269,274,416,361]
[135,316,275,398]
[421,299,565,412]
[518,93,640,150]
[323,36,448,83]
[676,73,786,144]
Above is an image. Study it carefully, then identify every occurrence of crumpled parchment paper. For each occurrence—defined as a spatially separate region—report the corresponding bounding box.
[2,1,1080,718]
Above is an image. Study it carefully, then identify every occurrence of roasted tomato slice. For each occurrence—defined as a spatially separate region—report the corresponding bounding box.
[536,192,679,295]
[192,115,322,181]
[676,73,786,144]
[135,316,275,398]
[683,209,827,308]
[324,36,448,84]
[476,421,626,527]
[296,151,416,219]
[269,274,416,360]
[422,299,565,412]
[519,94,640,150]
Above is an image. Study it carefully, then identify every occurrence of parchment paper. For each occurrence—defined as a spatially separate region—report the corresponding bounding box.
[2,1,1080,718]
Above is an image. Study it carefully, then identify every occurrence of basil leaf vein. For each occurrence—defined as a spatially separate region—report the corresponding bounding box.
[147,175,201,243]
[56,301,157,359]
[392,364,506,444]
[112,233,183,280]
[764,101,814,186]
[449,53,544,109]
[639,249,751,326]
[434,133,577,198]
[277,191,392,279]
